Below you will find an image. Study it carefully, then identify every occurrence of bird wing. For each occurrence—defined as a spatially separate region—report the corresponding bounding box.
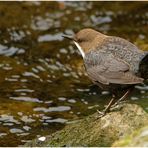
[84,51,143,85]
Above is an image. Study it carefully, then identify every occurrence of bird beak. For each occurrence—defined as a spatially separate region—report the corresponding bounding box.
[62,34,75,41]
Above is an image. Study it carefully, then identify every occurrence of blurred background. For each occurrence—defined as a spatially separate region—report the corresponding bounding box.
[0,1,147,146]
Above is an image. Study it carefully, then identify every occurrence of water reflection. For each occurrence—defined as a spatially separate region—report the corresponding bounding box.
[34,106,71,112]
[135,85,148,91]
[45,118,67,123]
[38,33,63,42]
[10,97,43,103]
[0,114,20,124]
[0,1,147,147]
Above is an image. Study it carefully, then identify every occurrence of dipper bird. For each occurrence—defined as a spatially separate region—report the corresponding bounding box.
[63,28,148,117]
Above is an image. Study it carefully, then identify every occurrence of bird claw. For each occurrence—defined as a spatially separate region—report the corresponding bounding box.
[111,102,119,109]
[96,109,106,118]
[111,100,126,109]
[110,102,125,111]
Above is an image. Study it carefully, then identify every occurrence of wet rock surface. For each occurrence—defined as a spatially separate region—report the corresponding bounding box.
[112,126,148,147]
[25,103,148,147]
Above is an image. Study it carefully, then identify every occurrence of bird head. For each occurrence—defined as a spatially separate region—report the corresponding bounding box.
[62,28,107,58]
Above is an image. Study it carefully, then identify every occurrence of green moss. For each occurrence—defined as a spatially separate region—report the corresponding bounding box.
[113,126,148,146]
[25,104,148,147]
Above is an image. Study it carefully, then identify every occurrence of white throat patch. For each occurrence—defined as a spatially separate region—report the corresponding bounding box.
[74,41,85,58]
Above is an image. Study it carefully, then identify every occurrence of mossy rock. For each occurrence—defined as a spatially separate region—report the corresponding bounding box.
[112,126,148,147]
[24,103,148,147]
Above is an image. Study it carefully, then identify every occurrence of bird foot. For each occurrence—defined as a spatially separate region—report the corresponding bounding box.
[96,109,106,118]
[111,100,126,109]
[110,102,125,111]
[111,102,119,109]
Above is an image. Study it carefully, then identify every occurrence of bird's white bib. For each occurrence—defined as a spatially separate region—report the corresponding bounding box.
[74,41,85,58]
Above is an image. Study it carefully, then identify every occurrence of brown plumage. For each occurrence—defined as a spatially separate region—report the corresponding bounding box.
[63,28,148,117]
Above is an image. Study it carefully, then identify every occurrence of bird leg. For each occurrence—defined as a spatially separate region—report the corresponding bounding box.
[97,88,133,118]
[97,94,116,117]
[111,88,133,109]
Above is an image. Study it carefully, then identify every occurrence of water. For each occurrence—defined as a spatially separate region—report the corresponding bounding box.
[0,1,147,146]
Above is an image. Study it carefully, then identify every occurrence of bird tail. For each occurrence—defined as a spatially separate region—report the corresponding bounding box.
[139,51,148,80]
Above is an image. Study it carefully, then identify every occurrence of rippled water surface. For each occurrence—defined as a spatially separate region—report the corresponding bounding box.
[0,2,147,146]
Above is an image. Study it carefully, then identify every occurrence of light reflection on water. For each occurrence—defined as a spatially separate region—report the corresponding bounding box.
[0,1,147,147]
[38,33,64,42]
[9,97,43,103]
[0,45,25,56]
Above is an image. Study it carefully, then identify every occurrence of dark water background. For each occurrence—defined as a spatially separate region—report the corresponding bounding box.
[0,1,147,146]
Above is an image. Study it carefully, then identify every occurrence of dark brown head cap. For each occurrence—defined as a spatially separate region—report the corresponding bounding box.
[74,28,107,53]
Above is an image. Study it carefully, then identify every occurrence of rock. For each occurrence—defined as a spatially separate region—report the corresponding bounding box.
[24,103,148,147]
[112,126,148,147]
